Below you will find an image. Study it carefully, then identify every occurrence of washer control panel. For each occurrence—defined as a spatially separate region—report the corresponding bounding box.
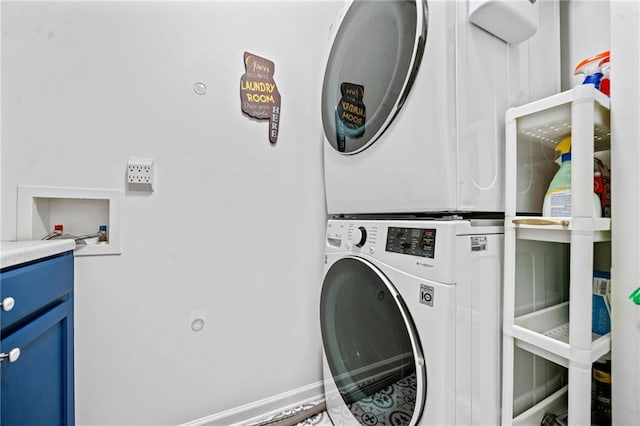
[328,221,438,259]
[351,226,367,247]
[325,221,379,251]
[346,223,378,250]
[326,219,503,284]
[385,226,436,259]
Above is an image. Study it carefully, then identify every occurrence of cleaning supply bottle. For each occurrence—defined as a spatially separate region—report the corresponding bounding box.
[543,137,573,217]
[593,158,611,217]
[542,137,602,218]
[98,225,108,243]
[599,56,611,96]
[574,50,610,90]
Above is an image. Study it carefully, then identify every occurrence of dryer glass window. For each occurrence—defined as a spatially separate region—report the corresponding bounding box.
[321,0,427,154]
[320,257,425,425]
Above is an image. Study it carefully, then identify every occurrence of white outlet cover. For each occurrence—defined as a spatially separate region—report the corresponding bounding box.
[127,158,154,191]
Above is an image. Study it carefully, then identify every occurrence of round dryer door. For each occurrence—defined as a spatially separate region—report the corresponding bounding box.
[321,0,428,154]
[320,257,426,426]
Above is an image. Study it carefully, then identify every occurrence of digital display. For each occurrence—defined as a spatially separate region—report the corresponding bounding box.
[385,227,436,258]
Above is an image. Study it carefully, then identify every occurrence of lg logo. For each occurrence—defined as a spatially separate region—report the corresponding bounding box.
[419,284,434,307]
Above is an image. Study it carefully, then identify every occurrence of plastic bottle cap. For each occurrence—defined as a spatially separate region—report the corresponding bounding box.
[555,137,572,154]
[99,225,107,231]
[54,224,64,231]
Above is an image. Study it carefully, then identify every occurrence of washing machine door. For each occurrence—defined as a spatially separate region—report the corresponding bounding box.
[320,256,426,426]
[321,0,427,154]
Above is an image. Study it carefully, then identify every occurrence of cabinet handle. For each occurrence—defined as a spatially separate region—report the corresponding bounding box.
[0,348,20,363]
[512,218,570,226]
[1,297,15,312]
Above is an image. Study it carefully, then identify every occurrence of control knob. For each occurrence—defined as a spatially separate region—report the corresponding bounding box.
[351,226,367,248]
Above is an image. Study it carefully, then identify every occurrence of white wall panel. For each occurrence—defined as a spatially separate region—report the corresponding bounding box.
[560,0,610,91]
[1,1,340,424]
[611,1,640,423]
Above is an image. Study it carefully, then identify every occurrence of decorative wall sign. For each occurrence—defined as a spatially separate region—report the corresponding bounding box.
[335,82,366,152]
[240,52,281,144]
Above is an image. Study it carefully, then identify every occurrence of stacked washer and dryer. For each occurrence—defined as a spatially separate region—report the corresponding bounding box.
[318,1,561,425]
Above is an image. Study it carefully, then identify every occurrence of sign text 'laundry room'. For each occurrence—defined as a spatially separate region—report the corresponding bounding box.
[240,52,281,144]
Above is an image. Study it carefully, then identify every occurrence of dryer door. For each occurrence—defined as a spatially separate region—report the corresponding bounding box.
[320,256,426,426]
[321,0,427,154]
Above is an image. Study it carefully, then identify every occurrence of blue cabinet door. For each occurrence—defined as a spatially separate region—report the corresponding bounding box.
[1,299,74,426]
[1,252,74,334]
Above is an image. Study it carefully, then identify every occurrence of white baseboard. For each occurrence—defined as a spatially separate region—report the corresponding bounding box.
[180,381,325,426]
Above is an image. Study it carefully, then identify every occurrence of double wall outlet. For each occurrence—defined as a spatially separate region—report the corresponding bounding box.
[127,159,154,191]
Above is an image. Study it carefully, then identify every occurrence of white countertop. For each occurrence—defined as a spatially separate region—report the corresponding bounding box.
[1,240,76,269]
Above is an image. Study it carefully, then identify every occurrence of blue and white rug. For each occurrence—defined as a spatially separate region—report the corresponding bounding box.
[256,373,417,426]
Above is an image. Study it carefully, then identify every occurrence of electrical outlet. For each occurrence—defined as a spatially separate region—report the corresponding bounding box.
[127,159,154,191]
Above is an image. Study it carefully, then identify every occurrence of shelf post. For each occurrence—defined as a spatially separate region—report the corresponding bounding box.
[501,223,517,425]
[501,335,515,425]
[567,363,592,425]
[569,223,595,357]
[570,86,596,219]
[505,110,518,217]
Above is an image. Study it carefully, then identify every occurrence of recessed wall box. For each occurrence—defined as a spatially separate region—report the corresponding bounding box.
[17,186,123,256]
[469,0,539,45]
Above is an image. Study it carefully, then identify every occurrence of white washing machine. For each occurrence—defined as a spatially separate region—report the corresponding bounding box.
[321,0,559,215]
[320,218,504,425]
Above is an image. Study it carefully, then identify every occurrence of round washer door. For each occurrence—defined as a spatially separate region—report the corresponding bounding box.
[321,0,428,154]
[320,257,426,426]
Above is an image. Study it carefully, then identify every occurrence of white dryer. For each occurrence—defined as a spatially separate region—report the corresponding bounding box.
[320,218,504,425]
[321,0,559,215]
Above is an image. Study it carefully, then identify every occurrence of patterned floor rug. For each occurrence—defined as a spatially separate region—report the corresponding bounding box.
[344,373,416,425]
[252,402,333,425]
[254,373,417,426]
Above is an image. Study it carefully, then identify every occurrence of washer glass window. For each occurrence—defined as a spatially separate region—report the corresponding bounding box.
[321,0,427,154]
[320,257,425,425]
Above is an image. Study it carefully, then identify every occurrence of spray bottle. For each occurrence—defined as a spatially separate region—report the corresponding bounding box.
[574,50,610,90]
[598,56,611,97]
[542,137,602,218]
[542,137,572,217]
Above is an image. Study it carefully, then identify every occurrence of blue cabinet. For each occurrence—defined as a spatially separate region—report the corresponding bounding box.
[1,251,74,426]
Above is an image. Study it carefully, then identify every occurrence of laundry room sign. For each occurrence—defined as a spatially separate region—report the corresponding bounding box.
[240,52,281,144]
[335,82,366,152]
